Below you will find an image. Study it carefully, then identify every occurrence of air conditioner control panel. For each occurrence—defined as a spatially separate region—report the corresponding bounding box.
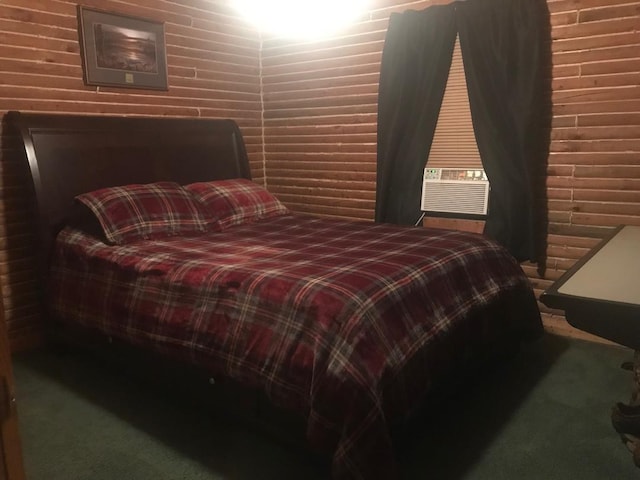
[424,168,487,181]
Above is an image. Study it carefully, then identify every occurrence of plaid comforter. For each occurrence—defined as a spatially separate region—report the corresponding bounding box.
[49,214,541,479]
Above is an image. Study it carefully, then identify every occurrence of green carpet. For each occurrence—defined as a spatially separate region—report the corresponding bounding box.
[12,333,640,479]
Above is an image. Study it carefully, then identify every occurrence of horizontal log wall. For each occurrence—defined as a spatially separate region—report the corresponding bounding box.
[533,0,640,340]
[0,0,262,350]
[261,0,640,342]
[2,0,638,350]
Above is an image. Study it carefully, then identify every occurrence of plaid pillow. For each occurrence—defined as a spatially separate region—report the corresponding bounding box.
[76,182,209,244]
[185,179,289,230]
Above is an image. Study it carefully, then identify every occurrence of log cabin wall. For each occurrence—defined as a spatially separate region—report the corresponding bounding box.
[0,0,262,350]
[1,0,639,350]
[260,0,640,343]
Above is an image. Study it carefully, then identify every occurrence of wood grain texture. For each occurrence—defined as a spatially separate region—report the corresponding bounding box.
[1,0,639,349]
[0,296,25,479]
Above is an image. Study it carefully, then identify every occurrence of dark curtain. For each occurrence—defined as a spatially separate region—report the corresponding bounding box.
[458,0,545,262]
[375,0,547,262]
[375,7,457,225]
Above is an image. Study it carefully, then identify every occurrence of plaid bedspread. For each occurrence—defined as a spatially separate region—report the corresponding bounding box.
[49,214,541,479]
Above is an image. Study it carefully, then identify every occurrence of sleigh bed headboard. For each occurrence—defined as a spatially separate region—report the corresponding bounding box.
[8,111,252,277]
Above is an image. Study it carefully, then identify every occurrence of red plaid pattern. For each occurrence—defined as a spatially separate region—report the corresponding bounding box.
[76,182,209,244]
[49,215,541,479]
[185,179,289,230]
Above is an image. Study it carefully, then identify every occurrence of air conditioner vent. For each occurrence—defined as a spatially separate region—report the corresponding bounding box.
[421,168,489,216]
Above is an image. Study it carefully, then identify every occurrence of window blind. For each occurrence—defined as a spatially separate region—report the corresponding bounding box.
[427,34,483,170]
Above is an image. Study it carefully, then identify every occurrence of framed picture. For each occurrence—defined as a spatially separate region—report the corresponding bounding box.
[77,6,168,90]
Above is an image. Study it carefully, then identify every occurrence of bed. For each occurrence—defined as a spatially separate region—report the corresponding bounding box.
[10,111,543,479]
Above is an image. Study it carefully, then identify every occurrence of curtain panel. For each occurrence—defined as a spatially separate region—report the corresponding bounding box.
[375,0,548,263]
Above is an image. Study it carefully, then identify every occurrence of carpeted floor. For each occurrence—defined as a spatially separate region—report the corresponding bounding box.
[12,333,640,479]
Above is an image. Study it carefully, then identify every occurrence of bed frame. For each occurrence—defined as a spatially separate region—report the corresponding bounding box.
[9,111,539,474]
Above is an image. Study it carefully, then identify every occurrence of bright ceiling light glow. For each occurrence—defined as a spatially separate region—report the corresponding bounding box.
[232,0,370,39]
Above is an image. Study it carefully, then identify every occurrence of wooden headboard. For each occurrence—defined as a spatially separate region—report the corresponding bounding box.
[8,111,252,277]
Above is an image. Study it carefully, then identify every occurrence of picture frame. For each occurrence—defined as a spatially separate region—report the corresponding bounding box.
[77,6,168,90]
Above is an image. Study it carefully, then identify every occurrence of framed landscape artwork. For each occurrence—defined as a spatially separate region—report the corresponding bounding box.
[77,6,169,90]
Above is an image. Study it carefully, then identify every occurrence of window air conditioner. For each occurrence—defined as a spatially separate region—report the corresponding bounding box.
[421,168,490,216]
